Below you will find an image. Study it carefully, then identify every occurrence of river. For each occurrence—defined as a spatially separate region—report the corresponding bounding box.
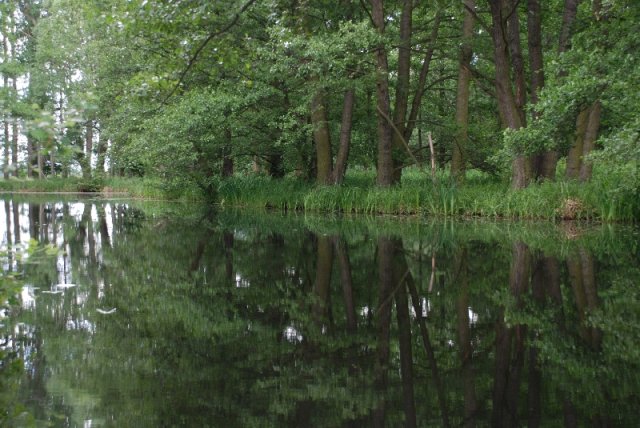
[1,196,638,426]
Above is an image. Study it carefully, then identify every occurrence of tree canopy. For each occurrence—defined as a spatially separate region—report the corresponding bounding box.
[0,0,637,195]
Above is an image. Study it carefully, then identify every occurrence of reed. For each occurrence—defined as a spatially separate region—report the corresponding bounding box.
[0,168,635,221]
[216,169,638,222]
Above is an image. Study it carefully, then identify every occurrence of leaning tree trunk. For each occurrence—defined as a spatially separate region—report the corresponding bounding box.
[452,0,475,183]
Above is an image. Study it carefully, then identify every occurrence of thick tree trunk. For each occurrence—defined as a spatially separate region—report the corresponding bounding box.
[331,88,355,185]
[488,0,528,188]
[506,1,527,126]
[528,0,556,180]
[578,100,601,182]
[559,0,580,53]
[566,108,589,179]
[452,1,475,183]
[310,90,333,184]
[371,0,394,187]
[96,137,108,177]
[268,153,284,178]
[390,0,413,184]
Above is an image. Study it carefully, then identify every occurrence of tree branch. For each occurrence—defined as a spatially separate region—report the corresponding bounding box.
[463,1,491,34]
[162,0,257,104]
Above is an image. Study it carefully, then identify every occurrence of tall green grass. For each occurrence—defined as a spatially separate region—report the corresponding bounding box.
[1,169,635,221]
[216,169,638,222]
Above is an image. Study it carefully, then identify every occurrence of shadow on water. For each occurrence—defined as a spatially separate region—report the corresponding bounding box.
[0,197,639,427]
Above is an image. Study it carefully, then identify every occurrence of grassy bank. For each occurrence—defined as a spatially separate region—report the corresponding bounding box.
[0,169,636,221]
[218,169,639,222]
[0,177,168,199]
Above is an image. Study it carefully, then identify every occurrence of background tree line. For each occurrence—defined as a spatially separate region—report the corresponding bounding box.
[0,0,637,194]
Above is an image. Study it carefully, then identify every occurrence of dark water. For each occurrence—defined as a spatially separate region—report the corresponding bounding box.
[0,197,639,427]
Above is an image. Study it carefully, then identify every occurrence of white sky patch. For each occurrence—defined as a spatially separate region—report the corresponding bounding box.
[283,325,303,343]
[235,273,250,288]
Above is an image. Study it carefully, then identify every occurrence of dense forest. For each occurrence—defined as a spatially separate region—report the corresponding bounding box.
[0,0,637,212]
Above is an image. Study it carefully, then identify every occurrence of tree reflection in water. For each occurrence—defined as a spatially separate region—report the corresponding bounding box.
[0,198,638,426]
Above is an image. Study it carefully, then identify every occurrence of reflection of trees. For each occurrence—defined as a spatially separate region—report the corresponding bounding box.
[3,203,639,426]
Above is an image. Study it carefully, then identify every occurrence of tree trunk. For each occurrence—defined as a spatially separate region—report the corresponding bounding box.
[452,0,475,183]
[488,0,527,188]
[506,1,527,126]
[331,88,355,185]
[27,136,34,177]
[559,0,580,53]
[222,127,234,178]
[578,101,601,182]
[96,137,108,177]
[390,0,413,184]
[2,32,8,179]
[404,10,441,147]
[84,120,93,179]
[528,0,555,180]
[310,90,333,184]
[371,0,394,187]
[11,45,17,177]
[566,108,589,179]
[37,143,43,179]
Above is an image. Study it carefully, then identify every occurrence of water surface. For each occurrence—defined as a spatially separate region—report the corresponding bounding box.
[1,197,639,427]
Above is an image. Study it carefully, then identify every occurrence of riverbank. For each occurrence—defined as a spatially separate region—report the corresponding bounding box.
[0,170,636,221]
[217,170,638,222]
[0,177,167,199]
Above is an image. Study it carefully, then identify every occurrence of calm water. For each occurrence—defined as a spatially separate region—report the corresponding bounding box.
[0,197,639,427]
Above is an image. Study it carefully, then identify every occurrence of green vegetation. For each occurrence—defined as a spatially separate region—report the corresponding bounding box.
[218,168,639,221]
[0,177,168,199]
[0,0,637,220]
[5,199,639,425]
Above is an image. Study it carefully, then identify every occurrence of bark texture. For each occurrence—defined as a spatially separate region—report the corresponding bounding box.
[452,0,475,182]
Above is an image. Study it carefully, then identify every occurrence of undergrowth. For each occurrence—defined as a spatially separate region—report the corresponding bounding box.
[0,169,636,221]
[217,169,638,222]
